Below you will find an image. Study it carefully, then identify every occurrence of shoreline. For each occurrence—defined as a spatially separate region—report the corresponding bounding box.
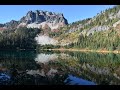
[1,48,120,54]
[46,48,120,54]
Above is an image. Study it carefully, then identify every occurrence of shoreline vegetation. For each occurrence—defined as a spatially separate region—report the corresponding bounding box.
[1,48,120,54]
[43,48,120,54]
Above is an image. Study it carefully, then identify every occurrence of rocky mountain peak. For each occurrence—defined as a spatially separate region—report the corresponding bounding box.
[18,10,68,30]
[0,10,68,30]
[4,20,19,29]
[20,10,68,25]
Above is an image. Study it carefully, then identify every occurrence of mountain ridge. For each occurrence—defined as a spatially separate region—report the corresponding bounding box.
[0,10,68,30]
[1,6,120,50]
[55,5,120,45]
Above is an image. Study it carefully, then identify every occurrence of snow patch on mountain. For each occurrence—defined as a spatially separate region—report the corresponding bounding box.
[35,35,58,45]
[27,22,60,30]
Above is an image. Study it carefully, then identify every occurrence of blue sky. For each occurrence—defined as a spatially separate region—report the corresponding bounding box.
[0,5,115,24]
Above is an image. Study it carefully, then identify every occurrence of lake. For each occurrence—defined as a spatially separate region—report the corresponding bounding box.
[0,50,120,85]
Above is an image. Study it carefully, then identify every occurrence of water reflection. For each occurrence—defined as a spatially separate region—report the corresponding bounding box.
[35,54,58,64]
[1,50,120,85]
[64,75,96,85]
[27,68,58,77]
[0,73,10,85]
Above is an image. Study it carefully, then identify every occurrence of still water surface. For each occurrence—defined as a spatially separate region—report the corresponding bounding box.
[0,50,120,85]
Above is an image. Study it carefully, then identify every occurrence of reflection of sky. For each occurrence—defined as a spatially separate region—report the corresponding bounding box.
[35,54,58,64]
[64,75,96,85]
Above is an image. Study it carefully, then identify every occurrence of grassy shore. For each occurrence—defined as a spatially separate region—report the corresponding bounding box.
[46,48,120,54]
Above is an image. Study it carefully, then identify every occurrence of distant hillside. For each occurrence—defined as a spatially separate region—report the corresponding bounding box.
[50,5,120,51]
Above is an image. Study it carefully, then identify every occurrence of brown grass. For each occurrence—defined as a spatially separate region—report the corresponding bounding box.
[47,48,120,54]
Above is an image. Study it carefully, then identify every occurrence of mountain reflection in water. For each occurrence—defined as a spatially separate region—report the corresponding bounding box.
[1,51,120,85]
[35,53,58,64]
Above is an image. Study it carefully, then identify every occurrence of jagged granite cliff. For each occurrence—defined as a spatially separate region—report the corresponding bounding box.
[19,10,68,30]
[0,10,68,30]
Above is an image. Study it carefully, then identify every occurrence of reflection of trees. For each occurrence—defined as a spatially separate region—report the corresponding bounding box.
[65,51,120,69]
[1,50,120,85]
[0,50,38,71]
[26,62,67,85]
[49,52,120,85]
[80,63,120,85]
[85,63,110,75]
